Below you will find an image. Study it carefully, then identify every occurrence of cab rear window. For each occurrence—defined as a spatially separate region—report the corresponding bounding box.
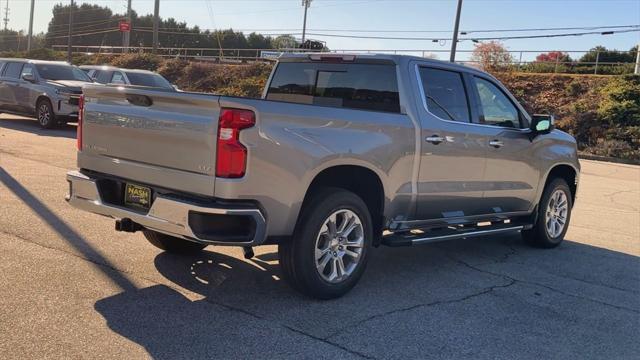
[266,62,400,113]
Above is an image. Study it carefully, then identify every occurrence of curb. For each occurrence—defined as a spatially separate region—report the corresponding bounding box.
[578,153,640,166]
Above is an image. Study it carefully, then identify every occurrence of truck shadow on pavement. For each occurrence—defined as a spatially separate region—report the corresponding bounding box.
[0,116,76,139]
[94,237,640,359]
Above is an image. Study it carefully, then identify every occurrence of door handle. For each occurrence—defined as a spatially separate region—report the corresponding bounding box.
[426,135,445,145]
[489,140,504,148]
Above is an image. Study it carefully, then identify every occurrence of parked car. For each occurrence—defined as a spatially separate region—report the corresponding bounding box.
[0,59,93,128]
[66,53,580,299]
[79,65,176,91]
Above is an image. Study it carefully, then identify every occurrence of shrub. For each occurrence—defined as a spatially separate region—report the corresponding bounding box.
[216,76,268,98]
[111,53,163,71]
[591,139,639,159]
[157,58,189,84]
[597,75,640,127]
[564,81,583,96]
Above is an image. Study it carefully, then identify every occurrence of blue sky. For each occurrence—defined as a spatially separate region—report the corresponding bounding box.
[7,0,640,60]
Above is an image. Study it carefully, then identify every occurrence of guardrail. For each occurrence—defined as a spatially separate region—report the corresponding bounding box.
[52,45,638,75]
[52,45,317,61]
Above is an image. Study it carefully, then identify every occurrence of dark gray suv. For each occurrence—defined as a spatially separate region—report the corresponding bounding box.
[0,59,93,128]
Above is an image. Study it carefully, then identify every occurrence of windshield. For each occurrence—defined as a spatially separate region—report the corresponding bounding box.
[125,72,173,89]
[35,64,92,82]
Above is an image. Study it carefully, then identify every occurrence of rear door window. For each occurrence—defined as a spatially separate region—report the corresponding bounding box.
[96,70,113,84]
[418,67,470,123]
[125,72,173,89]
[266,62,400,113]
[111,72,126,84]
[3,62,24,79]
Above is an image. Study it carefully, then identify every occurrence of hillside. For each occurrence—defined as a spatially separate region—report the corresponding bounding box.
[496,73,639,160]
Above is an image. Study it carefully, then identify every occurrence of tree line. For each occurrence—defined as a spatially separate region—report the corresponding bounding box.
[470,41,638,75]
[43,3,314,51]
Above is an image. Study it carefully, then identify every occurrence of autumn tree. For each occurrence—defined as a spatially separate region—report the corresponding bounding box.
[535,51,572,63]
[470,41,513,72]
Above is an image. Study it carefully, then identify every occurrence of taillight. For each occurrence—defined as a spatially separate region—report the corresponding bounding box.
[77,94,84,151]
[216,108,255,178]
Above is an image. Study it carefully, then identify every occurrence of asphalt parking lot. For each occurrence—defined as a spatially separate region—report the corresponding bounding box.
[1,113,639,359]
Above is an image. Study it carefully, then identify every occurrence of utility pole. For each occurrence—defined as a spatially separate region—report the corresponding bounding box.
[635,43,640,75]
[123,0,132,53]
[3,0,9,31]
[152,0,159,53]
[27,0,35,51]
[301,0,312,46]
[449,0,463,62]
[68,0,74,63]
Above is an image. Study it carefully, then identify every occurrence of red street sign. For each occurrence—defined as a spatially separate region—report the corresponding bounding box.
[119,21,131,32]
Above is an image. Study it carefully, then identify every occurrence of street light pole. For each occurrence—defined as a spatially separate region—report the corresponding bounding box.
[123,0,132,53]
[449,0,463,62]
[152,0,159,53]
[27,0,35,51]
[301,0,312,45]
[68,0,74,63]
[635,43,640,75]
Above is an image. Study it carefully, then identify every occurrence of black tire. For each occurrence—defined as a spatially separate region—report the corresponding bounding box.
[522,178,573,248]
[36,98,57,129]
[279,188,373,299]
[143,230,207,254]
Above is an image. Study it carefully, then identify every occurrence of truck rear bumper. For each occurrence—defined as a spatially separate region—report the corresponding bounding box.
[65,171,267,246]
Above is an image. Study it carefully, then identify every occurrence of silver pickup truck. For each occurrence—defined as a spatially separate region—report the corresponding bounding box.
[67,53,580,299]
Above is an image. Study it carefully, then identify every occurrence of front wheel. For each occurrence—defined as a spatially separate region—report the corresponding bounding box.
[279,188,373,299]
[522,178,573,248]
[36,99,56,129]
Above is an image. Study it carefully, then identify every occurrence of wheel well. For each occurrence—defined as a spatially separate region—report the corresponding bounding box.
[35,96,52,111]
[303,165,385,243]
[545,165,577,204]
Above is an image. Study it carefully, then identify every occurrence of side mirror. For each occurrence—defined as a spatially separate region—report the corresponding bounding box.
[22,73,35,83]
[531,114,554,134]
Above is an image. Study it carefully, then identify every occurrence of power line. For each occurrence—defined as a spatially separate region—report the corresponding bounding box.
[46,28,119,40]
[296,28,640,41]
[462,24,640,34]
[130,24,640,34]
[204,0,224,57]
[47,18,127,36]
[126,28,640,42]
[48,17,126,30]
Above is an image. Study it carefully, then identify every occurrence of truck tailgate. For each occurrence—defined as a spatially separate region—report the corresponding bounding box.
[79,85,220,196]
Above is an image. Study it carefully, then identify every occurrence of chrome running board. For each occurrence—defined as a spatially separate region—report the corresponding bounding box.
[382,224,525,247]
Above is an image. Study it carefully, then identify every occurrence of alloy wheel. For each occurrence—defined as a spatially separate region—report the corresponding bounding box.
[38,103,51,126]
[545,189,569,238]
[314,209,364,283]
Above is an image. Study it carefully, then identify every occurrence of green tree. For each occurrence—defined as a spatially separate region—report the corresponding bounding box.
[272,35,298,49]
[579,46,637,64]
[247,33,272,49]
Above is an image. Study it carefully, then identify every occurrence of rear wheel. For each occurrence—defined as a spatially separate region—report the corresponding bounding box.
[522,178,572,248]
[279,188,372,299]
[143,230,207,254]
[36,99,56,129]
